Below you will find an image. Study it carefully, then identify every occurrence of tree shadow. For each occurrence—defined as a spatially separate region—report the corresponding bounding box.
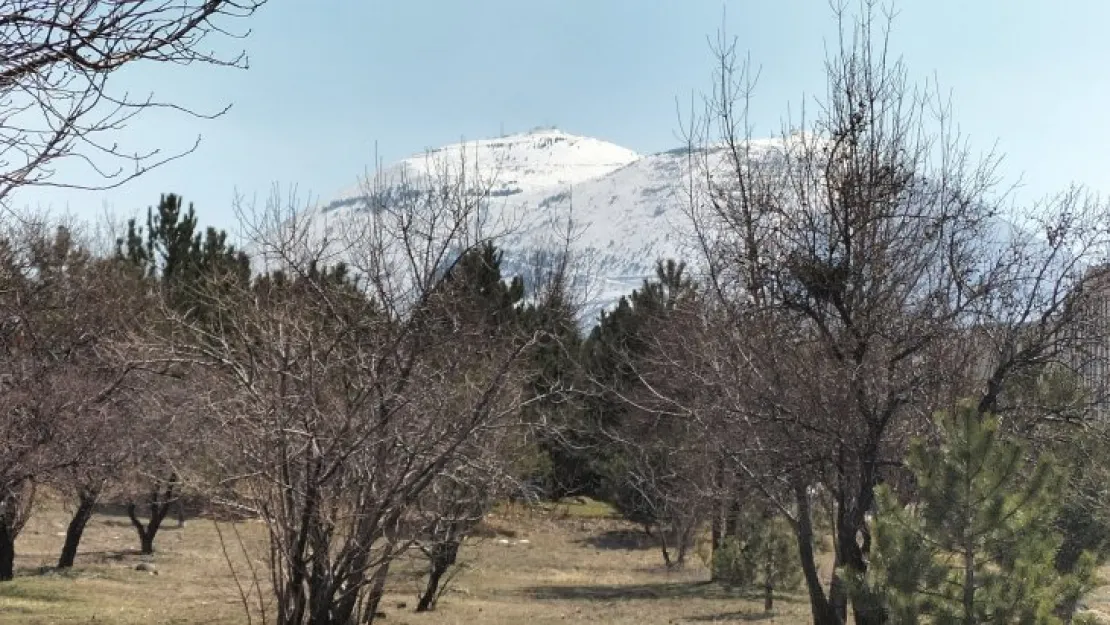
[524,581,766,602]
[74,549,144,560]
[15,548,147,570]
[91,501,132,517]
[92,500,195,521]
[576,529,656,551]
[685,611,778,622]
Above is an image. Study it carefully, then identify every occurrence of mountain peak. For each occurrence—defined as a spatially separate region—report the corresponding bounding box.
[313,129,710,323]
[322,130,641,211]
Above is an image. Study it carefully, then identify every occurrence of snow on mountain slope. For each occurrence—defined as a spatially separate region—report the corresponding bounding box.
[309,129,782,324]
[321,129,641,214]
[300,128,1025,327]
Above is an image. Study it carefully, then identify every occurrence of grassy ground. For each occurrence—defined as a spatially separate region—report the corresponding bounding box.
[2,497,1108,624]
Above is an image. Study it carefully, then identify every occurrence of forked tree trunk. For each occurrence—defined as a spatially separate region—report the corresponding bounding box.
[127,474,177,555]
[58,488,100,568]
[793,483,840,625]
[835,466,885,625]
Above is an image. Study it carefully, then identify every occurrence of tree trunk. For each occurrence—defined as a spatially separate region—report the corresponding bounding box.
[127,475,177,555]
[711,504,723,551]
[416,566,444,613]
[0,519,14,582]
[836,471,884,625]
[765,580,774,612]
[128,502,158,554]
[362,560,391,624]
[58,489,99,569]
[674,522,694,568]
[725,498,742,538]
[417,539,460,612]
[794,483,840,625]
[658,530,673,568]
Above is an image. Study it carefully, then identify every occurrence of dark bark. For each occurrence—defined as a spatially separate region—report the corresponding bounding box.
[127,473,177,555]
[658,530,673,568]
[0,519,13,582]
[725,497,742,538]
[836,454,885,625]
[57,488,99,569]
[416,566,445,613]
[674,523,693,568]
[416,539,459,612]
[362,560,391,624]
[765,580,774,612]
[794,483,840,625]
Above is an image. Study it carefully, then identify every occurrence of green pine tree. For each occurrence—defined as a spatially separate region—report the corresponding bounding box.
[712,509,802,612]
[116,193,250,324]
[1002,363,1110,622]
[517,257,587,499]
[854,403,1095,625]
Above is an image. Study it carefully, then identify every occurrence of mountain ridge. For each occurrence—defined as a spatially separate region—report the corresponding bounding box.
[309,128,785,323]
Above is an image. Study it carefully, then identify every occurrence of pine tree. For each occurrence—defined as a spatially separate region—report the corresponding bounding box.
[1003,363,1110,622]
[854,403,1095,625]
[116,193,249,322]
[517,256,586,499]
[441,242,524,328]
[712,509,802,611]
[581,260,706,564]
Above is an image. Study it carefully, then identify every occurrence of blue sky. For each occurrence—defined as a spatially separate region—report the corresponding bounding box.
[16,1,1110,238]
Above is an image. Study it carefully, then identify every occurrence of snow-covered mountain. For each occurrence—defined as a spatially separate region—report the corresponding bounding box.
[312,128,719,323]
[301,127,1027,328]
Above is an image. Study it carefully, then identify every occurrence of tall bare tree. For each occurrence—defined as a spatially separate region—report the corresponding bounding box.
[681,2,1110,624]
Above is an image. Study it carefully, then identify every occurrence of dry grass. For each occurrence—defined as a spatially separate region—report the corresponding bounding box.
[2,496,1108,625]
[0,494,271,625]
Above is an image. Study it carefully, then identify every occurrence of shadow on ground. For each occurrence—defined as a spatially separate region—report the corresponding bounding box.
[524,581,794,603]
[92,500,200,519]
[576,529,656,550]
[685,611,778,622]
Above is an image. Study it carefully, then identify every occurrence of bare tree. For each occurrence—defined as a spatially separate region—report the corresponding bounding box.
[681,3,1110,624]
[157,156,538,625]
[0,0,267,208]
[410,457,506,612]
[0,219,152,578]
[49,248,158,568]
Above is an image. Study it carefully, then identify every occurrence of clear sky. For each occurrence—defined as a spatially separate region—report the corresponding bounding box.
[16,0,1110,238]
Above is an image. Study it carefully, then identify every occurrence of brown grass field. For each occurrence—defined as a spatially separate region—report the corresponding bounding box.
[2,496,1109,625]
